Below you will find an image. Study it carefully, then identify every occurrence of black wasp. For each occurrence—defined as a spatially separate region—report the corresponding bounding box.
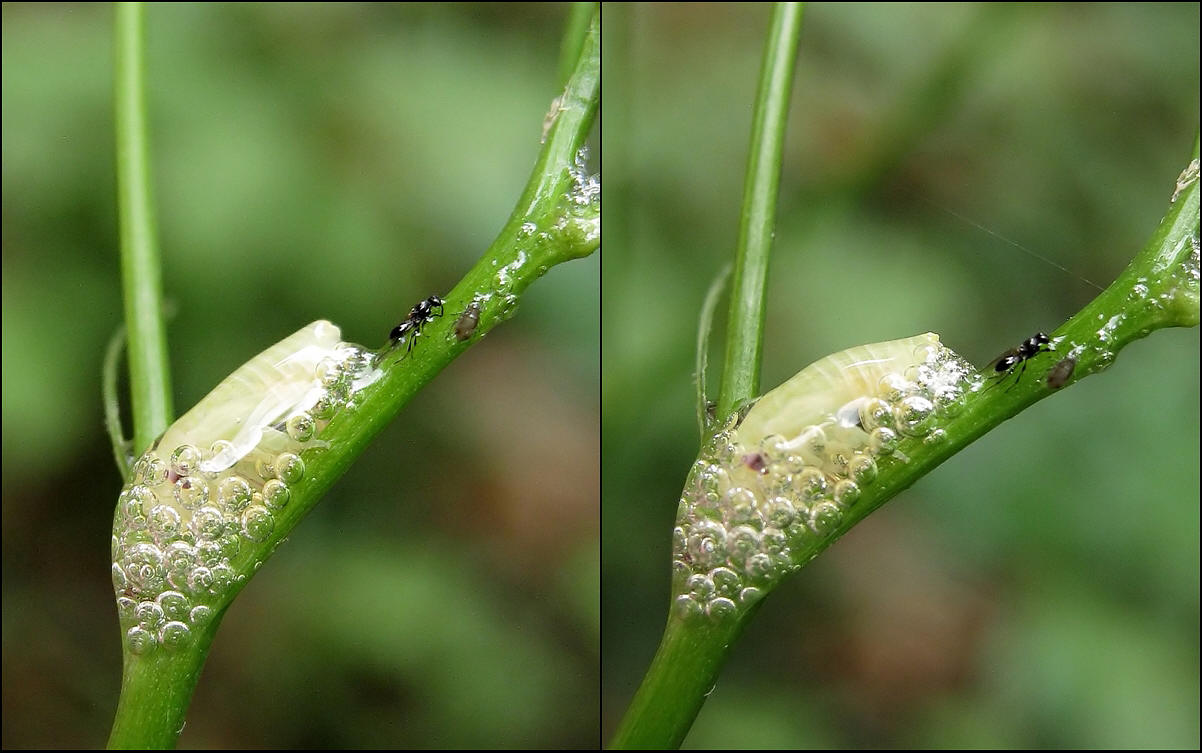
[390,295,445,354]
[985,331,1053,391]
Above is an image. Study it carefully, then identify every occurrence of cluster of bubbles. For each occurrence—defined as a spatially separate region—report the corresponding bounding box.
[111,343,375,656]
[671,340,978,624]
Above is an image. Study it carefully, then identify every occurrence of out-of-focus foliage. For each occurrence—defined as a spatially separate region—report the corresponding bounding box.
[2,3,597,748]
[602,3,1198,749]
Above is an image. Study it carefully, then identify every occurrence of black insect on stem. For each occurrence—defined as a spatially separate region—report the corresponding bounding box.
[984,331,1053,392]
[390,295,445,355]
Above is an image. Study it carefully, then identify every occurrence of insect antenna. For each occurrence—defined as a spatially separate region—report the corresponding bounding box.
[924,199,1106,293]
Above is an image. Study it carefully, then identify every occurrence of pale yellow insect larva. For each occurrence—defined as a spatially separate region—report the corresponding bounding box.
[735,333,948,451]
[152,320,348,473]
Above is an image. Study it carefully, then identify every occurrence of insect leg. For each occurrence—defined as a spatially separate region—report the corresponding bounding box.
[1003,359,1028,392]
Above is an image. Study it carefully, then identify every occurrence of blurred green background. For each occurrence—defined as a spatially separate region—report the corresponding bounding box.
[603,3,1198,749]
[3,3,597,748]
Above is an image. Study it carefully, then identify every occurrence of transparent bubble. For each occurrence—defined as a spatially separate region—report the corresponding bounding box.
[241,505,275,542]
[785,520,814,548]
[834,479,861,506]
[722,486,758,510]
[869,427,899,456]
[112,563,128,592]
[130,456,149,484]
[674,595,703,621]
[710,566,742,597]
[758,434,788,459]
[276,453,305,485]
[777,453,807,477]
[142,455,169,486]
[932,385,965,417]
[904,363,936,387]
[163,541,196,576]
[170,445,201,478]
[187,567,214,595]
[126,625,157,655]
[218,476,253,514]
[116,596,137,621]
[262,479,291,511]
[760,527,788,555]
[217,534,240,562]
[858,398,894,431]
[706,597,737,621]
[310,396,336,420]
[848,455,878,485]
[111,534,120,562]
[147,505,182,539]
[160,621,192,651]
[809,501,842,535]
[671,526,687,554]
[196,540,222,567]
[315,356,341,385]
[684,536,719,571]
[210,562,235,593]
[762,496,796,529]
[923,428,947,446]
[189,604,213,625]
[687,573,716,600]
[877,373,912,403]
[207,440,235,471]
[120,485,156,524]
[173,476,210,510]
[794,467,828,502]
[671,559,691,589]
[686,520,727,569]
[726,526,761,566]
[120,528,153,550]
[286,413,316,442]
[191,506,225,541]
[157,591,190,622]
[124,543,166,594]
[894,395,936,437]
[739,586,764,606]
[745,552,776,582]
[824,449,851,479]
[135,600,165,629]
[254,457,277,481]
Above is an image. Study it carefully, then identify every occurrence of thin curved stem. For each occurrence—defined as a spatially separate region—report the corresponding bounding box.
[102,325,132,482]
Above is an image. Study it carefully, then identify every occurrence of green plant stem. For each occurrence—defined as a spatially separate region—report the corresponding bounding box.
[609,605,755,750]
[559,2,598,86]
[613,136,1198,750]
[108,607,224,750]
[106,12,600,750]
[717,2,804,420]
[115,1,172,454]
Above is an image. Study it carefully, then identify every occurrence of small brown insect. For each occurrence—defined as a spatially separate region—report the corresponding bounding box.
[454,300,482,341]
[1046,356,1076,390]
[742,452,767,474]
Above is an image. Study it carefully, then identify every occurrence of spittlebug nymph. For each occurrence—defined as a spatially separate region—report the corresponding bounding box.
[1046,355,1076,390]
[454,300,482,342]
[985,331,1053,392]
[390,295,445,354]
